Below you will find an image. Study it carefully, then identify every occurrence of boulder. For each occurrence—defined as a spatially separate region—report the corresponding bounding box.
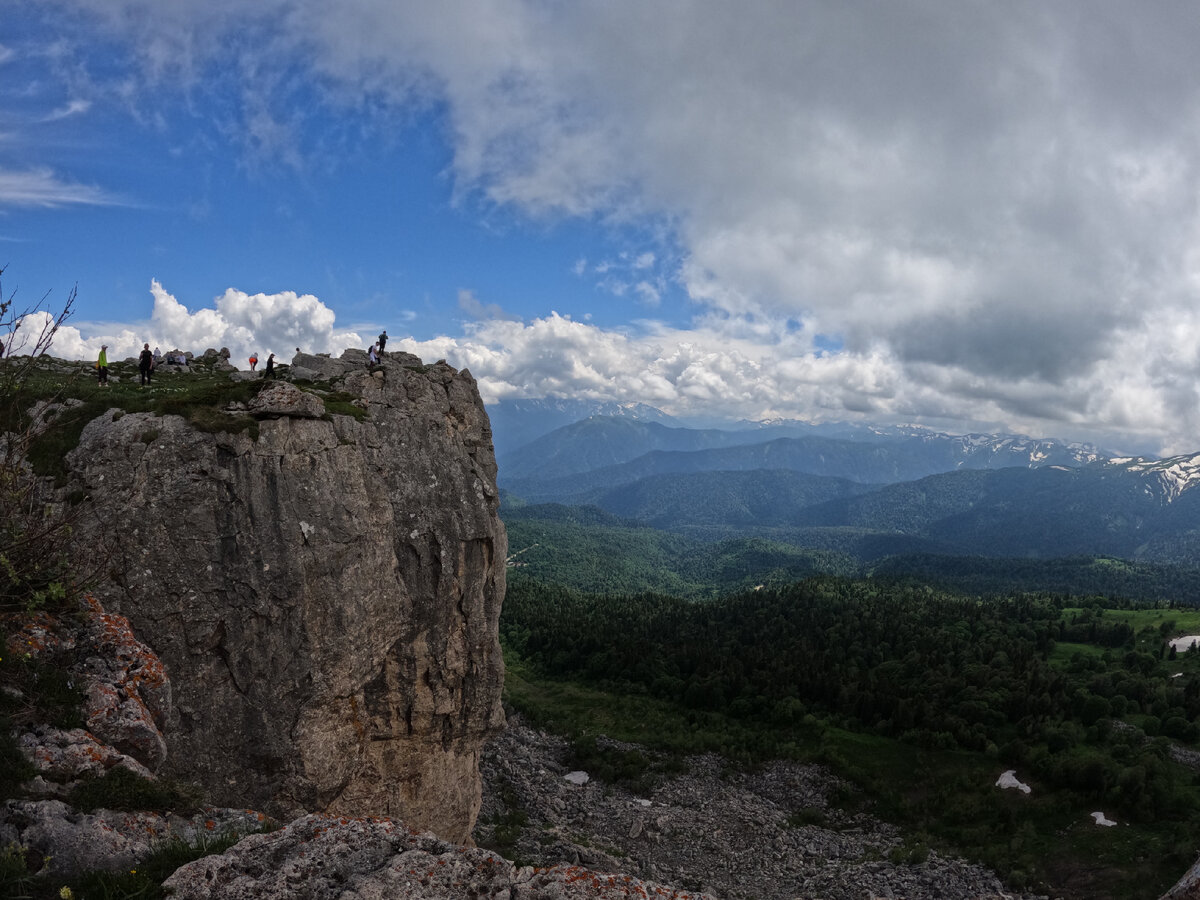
[0,799,267,877]
[289,352,358,380]
[246,382,325,418]
[163,814,715,900]
[19,726,153,782]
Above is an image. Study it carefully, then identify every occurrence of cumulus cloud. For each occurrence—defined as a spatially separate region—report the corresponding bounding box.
[5,274,1182,452]
[15,281,363,368]
[24,1,1200,452]
[386,310,1183,454]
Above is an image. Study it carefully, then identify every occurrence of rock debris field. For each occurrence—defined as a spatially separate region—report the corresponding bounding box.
[476,720,1046,900]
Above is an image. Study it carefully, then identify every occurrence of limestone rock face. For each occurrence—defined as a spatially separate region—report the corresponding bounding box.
[65,354,506,842]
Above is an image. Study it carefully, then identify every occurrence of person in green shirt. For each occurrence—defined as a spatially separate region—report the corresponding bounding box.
[97,345,109,386]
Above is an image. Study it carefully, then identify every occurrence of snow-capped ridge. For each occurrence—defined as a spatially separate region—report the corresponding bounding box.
[1106,452,1200,503]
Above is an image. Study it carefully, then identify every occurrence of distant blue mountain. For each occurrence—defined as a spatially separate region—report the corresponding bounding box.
[489,401,1200,570]
[487,398,675,461]
[500,418,1107,498]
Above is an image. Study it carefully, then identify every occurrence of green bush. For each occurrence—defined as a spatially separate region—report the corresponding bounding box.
[0,842,36,899]
[67,768,202,815]
[0,652,85,732]
[55,830,252,900]
[0,719,36,802]
[786,807,827,828]
[888,839,930,865]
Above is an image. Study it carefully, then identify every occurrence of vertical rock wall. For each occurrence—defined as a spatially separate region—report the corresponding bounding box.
[64,353,505,843]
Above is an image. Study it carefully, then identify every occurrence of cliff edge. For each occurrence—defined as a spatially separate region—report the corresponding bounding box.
[63,351,506,843]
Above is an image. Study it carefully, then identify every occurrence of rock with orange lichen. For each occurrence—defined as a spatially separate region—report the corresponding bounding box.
[7,596,171,778]
[0,799,266,877]
[162,814,714,900]
[77,596,171,771]
[3,611,70,659]
[18,725,154,783]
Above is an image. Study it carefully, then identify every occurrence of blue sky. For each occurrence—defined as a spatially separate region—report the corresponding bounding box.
[4,22,685,340]
[5,1,1200,455]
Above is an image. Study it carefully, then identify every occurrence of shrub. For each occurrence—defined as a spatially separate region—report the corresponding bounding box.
[1,269,89,612]
[67,768,202,815]
[0,842,36,899]
[0,722,36,802]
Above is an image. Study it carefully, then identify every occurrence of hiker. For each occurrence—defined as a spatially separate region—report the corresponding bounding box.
[249,353,258,371]
[153,346,162,364]
[96,345,109,386]
[264,352,275,379]
[378,330,387,353]
[139,343,154,386]
[368,343,379,366]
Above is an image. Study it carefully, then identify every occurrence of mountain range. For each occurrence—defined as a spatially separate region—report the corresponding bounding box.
[491,400,1200,566]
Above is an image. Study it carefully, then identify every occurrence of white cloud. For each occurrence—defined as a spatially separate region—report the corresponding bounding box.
[22,1,1200,452]
[0,167,118,208]
[39,99,92,122]
[633,281,660,306]
[14,282,362,368]
[5,278,1183,452]
[385,307,1188,454]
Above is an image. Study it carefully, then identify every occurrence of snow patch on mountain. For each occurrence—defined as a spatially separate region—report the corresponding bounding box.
[1108,453,1200,502]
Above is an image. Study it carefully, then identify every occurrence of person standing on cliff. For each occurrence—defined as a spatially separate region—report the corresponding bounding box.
[264,352,275,379]
[378,330,387,353]
[96,345,109,386]
[138,342,154,386]
[249,353,258,371]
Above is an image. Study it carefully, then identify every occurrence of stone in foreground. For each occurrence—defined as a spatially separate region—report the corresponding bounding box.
[164,814,715,900]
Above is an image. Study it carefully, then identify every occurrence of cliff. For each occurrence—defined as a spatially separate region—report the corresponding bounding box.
[62,351,506,842]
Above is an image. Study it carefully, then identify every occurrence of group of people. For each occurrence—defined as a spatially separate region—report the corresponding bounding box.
[247,353,276,376]
[94,327,391,387]
[368,330,387,365]
[94,344,190,386]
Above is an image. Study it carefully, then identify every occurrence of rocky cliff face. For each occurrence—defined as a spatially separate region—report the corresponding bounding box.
[63,352,506,842]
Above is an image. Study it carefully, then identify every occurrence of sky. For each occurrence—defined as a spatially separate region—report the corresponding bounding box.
[3,1,1200,456]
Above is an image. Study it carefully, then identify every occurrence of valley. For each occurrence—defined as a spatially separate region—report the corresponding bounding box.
[492,402,1200,899]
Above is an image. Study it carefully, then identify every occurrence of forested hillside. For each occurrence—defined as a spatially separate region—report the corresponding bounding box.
[495,414,1200,898]
[501,571,1200,898]
[502,461,1200,565]
[503,506,1200,602]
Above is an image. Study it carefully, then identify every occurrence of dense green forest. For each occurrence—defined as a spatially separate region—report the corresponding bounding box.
[500,569,1200,898]
[505,507,1200,602]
